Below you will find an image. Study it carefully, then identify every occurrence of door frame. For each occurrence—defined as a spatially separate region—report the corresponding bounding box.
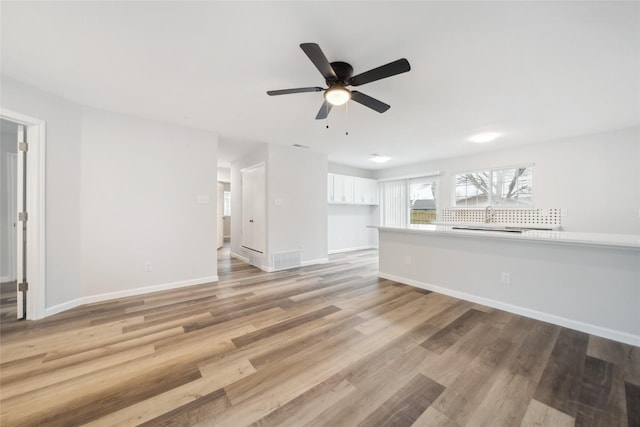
[1,109,46,320]
[6,153,17,282]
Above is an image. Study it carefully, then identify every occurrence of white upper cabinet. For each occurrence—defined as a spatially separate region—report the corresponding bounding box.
[328,173,378,205]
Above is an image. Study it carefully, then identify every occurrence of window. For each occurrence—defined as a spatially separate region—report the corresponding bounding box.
[409,179,437,224]
[380,177,438,226]
[223,191,231,216]
[455,165,533,207]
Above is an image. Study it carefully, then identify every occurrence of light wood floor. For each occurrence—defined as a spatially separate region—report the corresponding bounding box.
[1,248,638,426]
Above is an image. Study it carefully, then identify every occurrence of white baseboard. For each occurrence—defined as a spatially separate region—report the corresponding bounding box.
[263,257,330,272]
[378,271,640,347]
[230,251,249,263]
[45,276,219,318]
[328,246,378,255]
[301,257,329,267]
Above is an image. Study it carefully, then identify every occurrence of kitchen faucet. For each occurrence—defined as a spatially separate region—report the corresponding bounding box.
[485,205,496,223]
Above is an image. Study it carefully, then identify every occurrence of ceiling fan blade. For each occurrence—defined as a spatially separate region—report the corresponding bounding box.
[315,100,333,120]
[351,91,390,113]
[300,43,337,80]
[267,87,324,96]
[350,58,411,87]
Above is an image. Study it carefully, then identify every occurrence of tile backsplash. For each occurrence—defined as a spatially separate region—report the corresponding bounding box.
[440,208,562,227]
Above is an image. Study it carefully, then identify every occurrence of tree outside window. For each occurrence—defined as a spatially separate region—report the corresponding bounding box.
[455,166,532,207]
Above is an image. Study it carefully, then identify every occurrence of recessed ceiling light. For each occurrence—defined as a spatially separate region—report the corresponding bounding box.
[470,132,500,143]
[371,154,390,163]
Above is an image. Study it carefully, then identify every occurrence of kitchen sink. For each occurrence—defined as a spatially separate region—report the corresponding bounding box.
[452,226,524,233]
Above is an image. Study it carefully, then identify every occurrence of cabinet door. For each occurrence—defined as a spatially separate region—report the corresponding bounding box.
[327,173,335,203]
[367,179,379,205]
[353,177,367,204]
[333,174,354,204]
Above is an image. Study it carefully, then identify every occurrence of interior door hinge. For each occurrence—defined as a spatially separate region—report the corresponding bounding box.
[19,142,29,152]
[18,212,28,222]
[18,282,28,292]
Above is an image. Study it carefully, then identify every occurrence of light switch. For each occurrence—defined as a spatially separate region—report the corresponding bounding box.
[197,195,210,204]
[274,198,283,206]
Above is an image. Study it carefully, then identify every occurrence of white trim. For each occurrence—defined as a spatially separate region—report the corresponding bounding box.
[328,246,378,254]
[45,276,219,317]
[300,257,329,266]
[377,170,440,182]
[240,161,266,173]
[378,271,640,347]
[6,153,17,282]
[263,257,330,272]
[230,251,249,263]
[0,109,46,320]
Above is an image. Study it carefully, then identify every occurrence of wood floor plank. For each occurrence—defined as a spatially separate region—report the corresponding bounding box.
[420,308,487,354]
[84,357,256,426]
[533,328,590,417]
[625,382,640,427]
[520,399,575,427]
[358,373,445,427]
[0,247,637,426]
[466,370,537,427]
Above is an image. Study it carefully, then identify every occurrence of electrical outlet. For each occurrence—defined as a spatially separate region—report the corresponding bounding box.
[144,262,153,272]
[501,272,511,284]
[405,255,412,265]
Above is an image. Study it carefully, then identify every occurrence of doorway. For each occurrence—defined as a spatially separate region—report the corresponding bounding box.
[0,110,46,320]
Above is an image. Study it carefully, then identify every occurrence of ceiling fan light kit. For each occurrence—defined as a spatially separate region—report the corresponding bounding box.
[324,87,351,106]
[267,43,411,119]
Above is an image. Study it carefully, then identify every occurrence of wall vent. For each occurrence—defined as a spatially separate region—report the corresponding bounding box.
[272,250,301,271]
[242,247,263,268]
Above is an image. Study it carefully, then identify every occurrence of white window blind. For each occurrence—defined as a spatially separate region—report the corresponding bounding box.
[379,180,408,227]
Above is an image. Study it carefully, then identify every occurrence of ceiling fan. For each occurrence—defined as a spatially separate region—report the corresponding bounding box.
[267,43,411,119]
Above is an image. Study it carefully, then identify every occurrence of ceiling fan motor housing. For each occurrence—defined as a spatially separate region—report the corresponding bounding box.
[328,61,354,86]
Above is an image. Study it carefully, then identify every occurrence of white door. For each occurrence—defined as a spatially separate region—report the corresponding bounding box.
[241,163,265,253]
[217,183,224,249]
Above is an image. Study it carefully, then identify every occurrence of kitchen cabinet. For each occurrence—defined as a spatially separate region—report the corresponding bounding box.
[328,173,378,205]
[353,177,378,205]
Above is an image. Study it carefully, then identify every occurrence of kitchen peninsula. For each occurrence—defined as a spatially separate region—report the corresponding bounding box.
[370,224,640,346]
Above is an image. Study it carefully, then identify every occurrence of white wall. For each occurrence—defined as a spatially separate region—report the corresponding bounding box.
[0,120,18,281]
[375,127,640,234]
[217,167,231,183]
[328,163,376,178]
[231,144,328,269]
[80,108,219,298]
[268,144,328,266]
[328,163,379,253]
[1,76,84,307]
[328,205,378,253]
[1,76,220,314]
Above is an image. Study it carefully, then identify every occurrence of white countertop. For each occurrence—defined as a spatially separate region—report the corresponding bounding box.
[369,224,640,250]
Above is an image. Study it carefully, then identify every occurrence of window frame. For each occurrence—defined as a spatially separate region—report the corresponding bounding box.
[452,164,534,208]
[379,176,439,227]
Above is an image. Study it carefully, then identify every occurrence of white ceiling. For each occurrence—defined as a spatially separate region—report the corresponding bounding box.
[2,1,638,170]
